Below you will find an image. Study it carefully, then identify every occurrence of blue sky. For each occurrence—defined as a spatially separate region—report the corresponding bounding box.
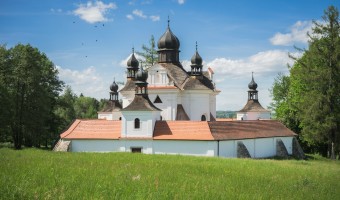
[1,0,338,110]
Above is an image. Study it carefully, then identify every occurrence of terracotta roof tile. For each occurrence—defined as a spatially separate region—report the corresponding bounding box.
[153,121,214,140]
[60,120,296,141]
[61,120,121,139]
[216,118,236,121]
[208,120,296,140]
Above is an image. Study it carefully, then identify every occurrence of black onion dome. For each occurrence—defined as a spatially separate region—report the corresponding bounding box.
[191,43,202,66]
[110,80,119,92]
[248,73,258,90]
[157,25,180,50]
[127,50,139,69]
[135,68,148,82]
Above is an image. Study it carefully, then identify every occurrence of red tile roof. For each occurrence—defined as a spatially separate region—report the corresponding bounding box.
[216,118,236,121]
[60,119,296,141]
[208,120,296,140]
[153,121,214,140]
[61,119,121,139]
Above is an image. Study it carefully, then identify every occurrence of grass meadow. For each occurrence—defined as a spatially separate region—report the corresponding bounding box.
[0,148,339,200]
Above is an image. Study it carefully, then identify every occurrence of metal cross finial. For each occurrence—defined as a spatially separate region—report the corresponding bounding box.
[195,41,198,52]
[167,15,170,27]
[132,47,134,54]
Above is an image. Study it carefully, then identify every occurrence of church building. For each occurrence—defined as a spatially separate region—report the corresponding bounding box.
[55,21,304,159]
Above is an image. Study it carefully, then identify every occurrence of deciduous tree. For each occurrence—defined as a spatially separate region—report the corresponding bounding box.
[270,6,340,158]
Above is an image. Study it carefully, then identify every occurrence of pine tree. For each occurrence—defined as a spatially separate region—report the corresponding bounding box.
[137,35,158,68]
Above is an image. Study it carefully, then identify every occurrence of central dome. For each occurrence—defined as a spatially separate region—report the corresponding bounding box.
[157,25,180,50]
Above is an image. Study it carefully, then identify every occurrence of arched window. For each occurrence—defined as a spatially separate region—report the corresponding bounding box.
[134,118,140,129]
[201,115,206,121]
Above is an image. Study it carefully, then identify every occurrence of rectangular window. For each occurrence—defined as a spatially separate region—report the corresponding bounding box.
[131,147,142,153]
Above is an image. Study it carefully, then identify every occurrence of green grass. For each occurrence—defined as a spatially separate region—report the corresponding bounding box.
[0,148,339,200]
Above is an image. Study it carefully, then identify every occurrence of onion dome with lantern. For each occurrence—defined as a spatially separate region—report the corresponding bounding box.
[126,48,139,79]
[157,17,180,63]
[190,42,203,76]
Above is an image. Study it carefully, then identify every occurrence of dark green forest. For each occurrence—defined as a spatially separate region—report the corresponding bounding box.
[0,44,109,149]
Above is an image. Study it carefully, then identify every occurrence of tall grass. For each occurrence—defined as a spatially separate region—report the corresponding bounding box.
[0,148,339,199]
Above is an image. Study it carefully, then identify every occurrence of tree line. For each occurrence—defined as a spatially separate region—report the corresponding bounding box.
[0,44,108,149]
[270,6,340,158]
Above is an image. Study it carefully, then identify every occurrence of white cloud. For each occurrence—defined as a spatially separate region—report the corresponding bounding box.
[150,15,160,21]
[178,0,185,5]
[207,50,293,81]
[132,9,147,19]
[119,53,146,67]
[57,65,108,98]
[73,1,117,24]
[126,14,134,20]
[128,9,159,22]
[181,60,191,71]
[270,21,312,46]
[204,50,297,111]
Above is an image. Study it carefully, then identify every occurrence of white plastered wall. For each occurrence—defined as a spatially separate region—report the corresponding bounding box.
[98,113,113,120]
[181,91,211,121]
[153,140,217,156]
[148,91,178,120]
[121,111,160,138]
[237,111,271,120]
[70,140,120,152]
[218,137,294,158]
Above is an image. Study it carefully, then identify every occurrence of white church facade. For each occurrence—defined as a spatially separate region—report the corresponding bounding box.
[55,21,304,159]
